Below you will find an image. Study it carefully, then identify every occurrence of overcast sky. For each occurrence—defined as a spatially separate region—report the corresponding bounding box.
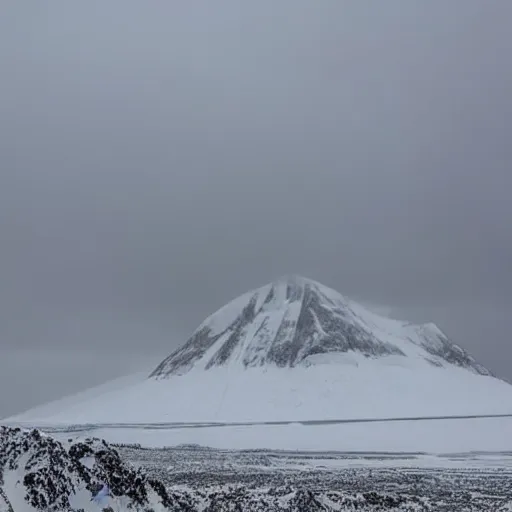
[1,1,511,418]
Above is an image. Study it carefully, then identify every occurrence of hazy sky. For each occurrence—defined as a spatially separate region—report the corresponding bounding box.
[1,1,511,418]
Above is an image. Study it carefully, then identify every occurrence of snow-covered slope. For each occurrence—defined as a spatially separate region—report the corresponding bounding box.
[1,371,149,422]
[7,276,512,426]
[151,275,491,377]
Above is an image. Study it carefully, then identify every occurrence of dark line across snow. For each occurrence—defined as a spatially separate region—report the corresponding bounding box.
[4,413,512,433]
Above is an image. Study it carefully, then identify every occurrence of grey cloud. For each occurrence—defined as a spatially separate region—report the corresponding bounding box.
[1,1,511,416]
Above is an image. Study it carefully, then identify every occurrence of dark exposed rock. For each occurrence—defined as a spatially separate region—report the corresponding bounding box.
[150,275,491,378]
[0,426,185,511]
[407,323,493,377]
[2,430,508,511]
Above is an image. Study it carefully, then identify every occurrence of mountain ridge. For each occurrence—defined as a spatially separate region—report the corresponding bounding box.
[150,275,492,379]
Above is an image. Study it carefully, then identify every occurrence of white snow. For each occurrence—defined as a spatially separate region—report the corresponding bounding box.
[2,371,148,422]
[198,284,272,337]
[8,358,512,426]
[6,275,512,460]
[152,275,496,376]
[45,416,512,456]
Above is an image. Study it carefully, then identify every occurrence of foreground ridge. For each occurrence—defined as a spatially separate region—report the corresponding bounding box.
[0,426,188,511]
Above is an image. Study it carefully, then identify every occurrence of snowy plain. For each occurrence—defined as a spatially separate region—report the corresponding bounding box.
[10,360,512,425]
[46,415,512,455]
[8,353,512,456]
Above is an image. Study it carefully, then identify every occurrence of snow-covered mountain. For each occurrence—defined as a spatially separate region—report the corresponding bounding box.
[6,276,512,427]
[150,275,491,377]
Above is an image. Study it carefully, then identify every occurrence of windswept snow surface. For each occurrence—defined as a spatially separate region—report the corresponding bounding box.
[1,371,148,421]
[9,361,512,425]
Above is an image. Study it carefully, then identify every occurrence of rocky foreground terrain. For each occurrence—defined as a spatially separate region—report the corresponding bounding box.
[2,426,512,511]
[117,443,512,511]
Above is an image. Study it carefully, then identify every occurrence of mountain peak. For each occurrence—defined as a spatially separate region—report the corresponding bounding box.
[273,273,313,286]
[150,276,492,379]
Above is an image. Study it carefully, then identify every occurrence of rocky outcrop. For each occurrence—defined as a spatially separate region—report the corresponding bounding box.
[0,426,192,511]
[151,275,492,378]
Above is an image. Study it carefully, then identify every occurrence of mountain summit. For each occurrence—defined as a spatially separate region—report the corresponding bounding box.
[9,275,510,427]
[150,275,491,378]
